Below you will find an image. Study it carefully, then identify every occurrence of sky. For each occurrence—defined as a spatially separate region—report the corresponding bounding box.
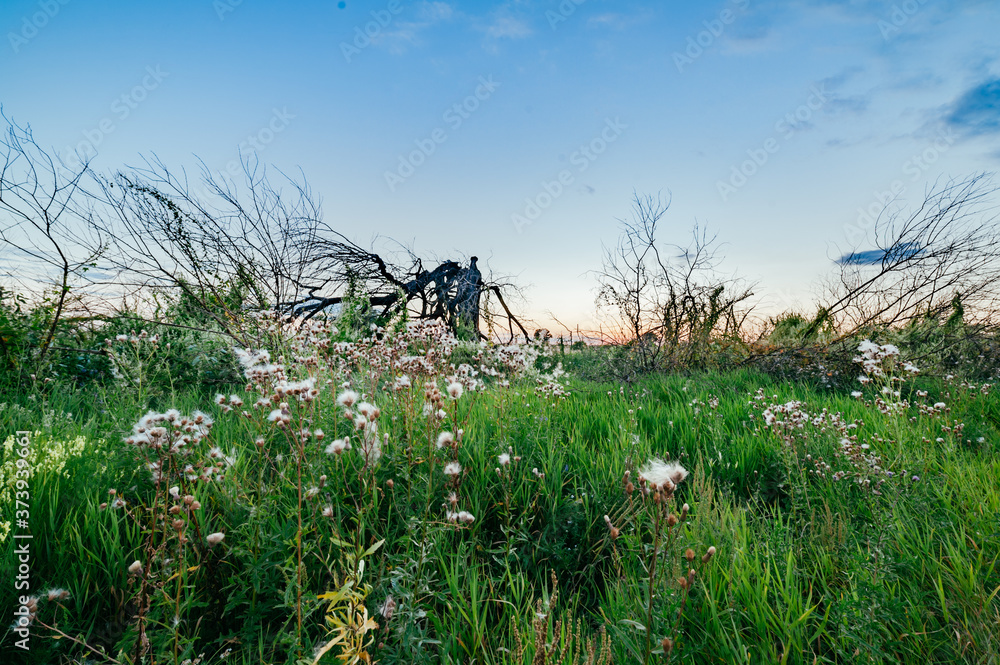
[2,0,1000,334]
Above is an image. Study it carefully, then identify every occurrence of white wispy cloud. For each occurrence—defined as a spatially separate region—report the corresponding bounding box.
[370,1,456,54]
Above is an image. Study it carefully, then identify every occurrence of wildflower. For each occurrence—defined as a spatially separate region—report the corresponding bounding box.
[934,402,946,410]
[46,588,70,601]
[322,505,333,517]
[206,532,225,546]
[447,381,464,399]
[379,596,397,621]
[280,377,316,396]
[701,546,717,564]
[444,461,462,477]
[851,391,863,398]
[325,438,350,455]
[498,452,510,466]
[393,375,411,390]
[128,560,143,575]
[903,362,919,374]
[436,431,454,449]
[638,458,688,491]
[13,596,39,626]
[457,511,475,524]
[336,390,359,408]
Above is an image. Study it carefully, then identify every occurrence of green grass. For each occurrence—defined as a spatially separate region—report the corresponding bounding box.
[1,339,998,664]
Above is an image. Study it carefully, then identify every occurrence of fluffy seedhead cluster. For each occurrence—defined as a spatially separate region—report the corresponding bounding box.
[754,390,850,450]
[123,409,225,484]
[333,388,385,466]
[853,339,919,413]
[535,363,570,403]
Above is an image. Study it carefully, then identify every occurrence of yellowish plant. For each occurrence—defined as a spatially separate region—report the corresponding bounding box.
[313,538,385,665]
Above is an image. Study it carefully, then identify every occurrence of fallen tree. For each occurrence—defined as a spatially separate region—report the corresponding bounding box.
[89,154,528,342]
[818,174,1000,333]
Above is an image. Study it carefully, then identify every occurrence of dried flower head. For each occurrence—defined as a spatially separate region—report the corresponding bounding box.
[336,390,359,408]
[379,595,397,620]
[436,431,454,449]
[325,438,350,455]
[638,458,688,491]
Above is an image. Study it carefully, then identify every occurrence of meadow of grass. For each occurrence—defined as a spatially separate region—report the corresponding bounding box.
[1,318,998,664]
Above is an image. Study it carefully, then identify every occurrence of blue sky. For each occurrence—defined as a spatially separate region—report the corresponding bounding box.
[2,0,999,331]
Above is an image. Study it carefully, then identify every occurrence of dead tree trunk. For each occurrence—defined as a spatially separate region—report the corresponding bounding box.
[451,256,482,336]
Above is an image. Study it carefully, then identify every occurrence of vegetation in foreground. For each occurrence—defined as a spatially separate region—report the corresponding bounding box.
[1,315,998,665]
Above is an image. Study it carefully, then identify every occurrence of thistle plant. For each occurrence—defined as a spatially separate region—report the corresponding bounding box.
[612,458,718,663]
[853,339,919,415]
[109,407,229,663]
